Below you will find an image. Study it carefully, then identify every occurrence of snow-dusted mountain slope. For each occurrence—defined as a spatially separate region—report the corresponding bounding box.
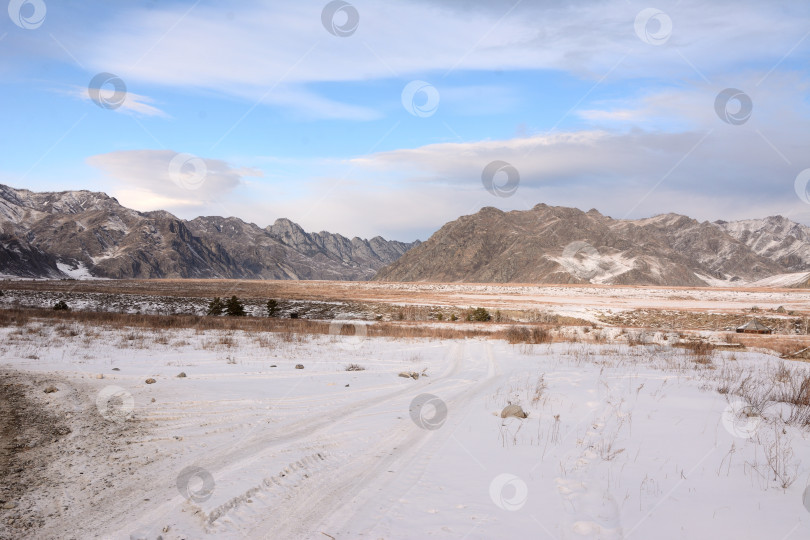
[0,184,417,280]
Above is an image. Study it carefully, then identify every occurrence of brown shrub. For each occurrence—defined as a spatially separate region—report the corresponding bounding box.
[504,325,551,345]
[682,340,715,364]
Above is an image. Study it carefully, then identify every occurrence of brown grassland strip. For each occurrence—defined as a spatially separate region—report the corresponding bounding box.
[0,307,508,341]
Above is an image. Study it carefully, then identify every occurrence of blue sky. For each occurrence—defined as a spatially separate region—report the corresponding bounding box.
[2,0,810,241]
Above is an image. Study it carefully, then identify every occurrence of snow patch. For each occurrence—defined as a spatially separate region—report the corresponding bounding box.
[55,261,96,280]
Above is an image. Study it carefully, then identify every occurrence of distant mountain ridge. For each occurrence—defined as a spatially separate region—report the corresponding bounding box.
[0,184,418,280]
[4,184,810,287]
[373,204,810,287]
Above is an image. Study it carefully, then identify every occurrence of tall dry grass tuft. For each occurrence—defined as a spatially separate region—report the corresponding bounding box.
[505,325,551,345]
[682,341,715,365]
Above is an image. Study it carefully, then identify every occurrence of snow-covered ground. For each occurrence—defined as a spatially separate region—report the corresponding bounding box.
[54,262,97,281]
[1,321,810,539]
[6,279,810,328]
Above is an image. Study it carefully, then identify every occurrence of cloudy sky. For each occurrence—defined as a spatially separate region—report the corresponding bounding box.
[3,0,810,241]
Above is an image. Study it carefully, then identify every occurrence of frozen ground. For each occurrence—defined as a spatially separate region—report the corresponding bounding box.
[1,321,810,539]
[5,279,810,322]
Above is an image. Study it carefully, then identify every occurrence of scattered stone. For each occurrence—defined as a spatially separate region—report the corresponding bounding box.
[112,368,120,371]
[295,364,305,370]
[398,371,419,380]
[270,365,277,368]
[95,374,104,379]
[151,398,156,403]
[345,384,350,387]
[145,378,156,384]
[2,501,17,509]
[177,372,186,378]
[43,386,58,394]
[501,404,528,419]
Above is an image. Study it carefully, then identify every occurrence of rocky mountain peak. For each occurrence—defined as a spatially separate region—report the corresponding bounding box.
[0,184,418,280]
[375,204,810,287]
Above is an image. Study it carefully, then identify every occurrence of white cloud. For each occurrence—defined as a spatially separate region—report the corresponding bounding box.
[578,72,810,130]
[72,73,810,242]
[338,80,810,234]
[70,0,810,117]
[87,150,263,212]
[64,86,168,117]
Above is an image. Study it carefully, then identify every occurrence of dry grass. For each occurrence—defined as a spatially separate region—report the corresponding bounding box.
[505,325,551,345]
[345,364,365,371]
[733,334,810,357]
[0,307,496,341]
[530,374,547,406]
[715,361,810,428]
[681,341,716,364]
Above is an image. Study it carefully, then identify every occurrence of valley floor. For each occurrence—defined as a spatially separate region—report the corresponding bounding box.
[5,279,810,320]
[0,318,809,539]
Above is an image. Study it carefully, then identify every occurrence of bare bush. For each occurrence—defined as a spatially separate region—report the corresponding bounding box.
[345,363,365,371]
[683,341,715,365]
[761,426,799,489]
[530,374,547,406]
[505,326,551,345]
[716,361,810,429]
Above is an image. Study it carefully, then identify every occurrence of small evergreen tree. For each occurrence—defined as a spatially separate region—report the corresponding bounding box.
[225,295,246,317]
[266,299,278,317]
[469,307,491,322]
[207,297,225,316]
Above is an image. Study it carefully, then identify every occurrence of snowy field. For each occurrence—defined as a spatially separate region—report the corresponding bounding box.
[2,320,810,539]
[5,279,810,322]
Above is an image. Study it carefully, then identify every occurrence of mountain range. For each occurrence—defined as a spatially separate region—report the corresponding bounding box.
[374,204,810,287]
[0,184,417,280]
[3,184,810,287]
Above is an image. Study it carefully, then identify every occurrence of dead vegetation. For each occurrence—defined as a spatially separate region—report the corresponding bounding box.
[682,341,716,365]
[345,364,365,371]
[598,308,810,335]
[0,307,499,341]
[4,299,810,358]
[505,325,551,345]
[715,360,810,428]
